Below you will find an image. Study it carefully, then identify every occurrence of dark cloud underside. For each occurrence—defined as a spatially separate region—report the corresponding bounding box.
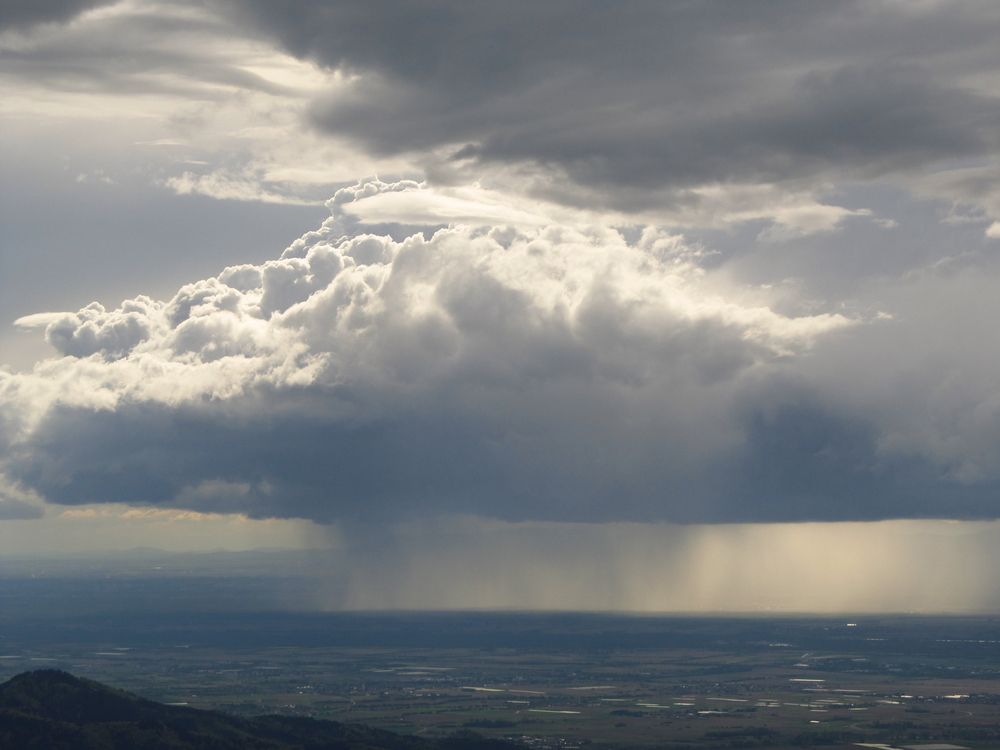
[225,0,1000,197]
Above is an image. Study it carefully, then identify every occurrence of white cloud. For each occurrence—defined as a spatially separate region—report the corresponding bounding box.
[165,170,326,206]
[0,180,861,523]
[13,312,72,330]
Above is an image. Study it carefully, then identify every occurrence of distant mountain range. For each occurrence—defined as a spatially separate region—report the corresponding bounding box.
[0,670,516,750]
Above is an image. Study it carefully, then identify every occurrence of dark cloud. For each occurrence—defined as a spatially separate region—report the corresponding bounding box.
[724,380,999,523]
[0,1,297,99]
[460,65,998,194]
[224,1,1000,197]
[0,0,112,31]
[4,382,733,524]
[8,370,998,525]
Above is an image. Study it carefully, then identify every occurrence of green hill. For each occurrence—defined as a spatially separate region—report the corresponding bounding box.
[0,670,517,750]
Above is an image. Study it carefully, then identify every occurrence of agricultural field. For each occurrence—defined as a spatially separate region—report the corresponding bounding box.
[2,578,999,750]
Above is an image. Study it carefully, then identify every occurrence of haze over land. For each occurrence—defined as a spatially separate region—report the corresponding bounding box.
[3,1,1000,612]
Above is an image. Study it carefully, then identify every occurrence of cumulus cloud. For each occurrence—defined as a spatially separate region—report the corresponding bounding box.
[40,299,156,359]
[0,179,879,524]
[4,179,1000,525]
[7,1,1000,539]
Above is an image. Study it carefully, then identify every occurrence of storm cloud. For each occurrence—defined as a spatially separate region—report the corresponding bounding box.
[4,3,1000,534]
[224,0,1000,207]
[3,180,1000,524]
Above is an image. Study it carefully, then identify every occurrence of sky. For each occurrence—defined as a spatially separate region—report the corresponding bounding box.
[2,1,1000,611]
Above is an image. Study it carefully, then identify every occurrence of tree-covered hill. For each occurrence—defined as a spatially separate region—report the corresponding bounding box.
[0,670,517,750]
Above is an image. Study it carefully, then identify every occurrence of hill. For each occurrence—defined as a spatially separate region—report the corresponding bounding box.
[0,670,516,750]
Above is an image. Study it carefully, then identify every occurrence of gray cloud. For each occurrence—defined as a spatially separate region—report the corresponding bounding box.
[0,1,296,100]
[8,1,1000,227]
[0,497,43,520]
[11,379,997,525]
[4,4,1000,532]
[224,1,1000,201]
[4,181,1000,525]
[0,0,112,31]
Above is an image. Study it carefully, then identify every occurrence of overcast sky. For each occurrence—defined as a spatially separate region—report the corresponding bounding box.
[2,1,1000,609]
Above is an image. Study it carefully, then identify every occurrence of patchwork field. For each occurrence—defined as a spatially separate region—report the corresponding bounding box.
[1,584,998,750]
